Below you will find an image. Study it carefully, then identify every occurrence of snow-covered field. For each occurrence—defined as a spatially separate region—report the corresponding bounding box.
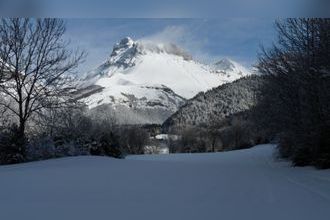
[0,144,330,220]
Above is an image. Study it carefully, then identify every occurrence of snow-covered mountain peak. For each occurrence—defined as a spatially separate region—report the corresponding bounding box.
[81,37,200,88]
[212,58,252,80]
[77,37,254,124]
[119,37,134,47]
[111,36,192,59]
[97,37,192,74]
[214,58,235,71]
[112,37,135,52]
[107,37,138,69]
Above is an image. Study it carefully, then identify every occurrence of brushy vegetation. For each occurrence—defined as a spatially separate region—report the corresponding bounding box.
[254,18,330,168]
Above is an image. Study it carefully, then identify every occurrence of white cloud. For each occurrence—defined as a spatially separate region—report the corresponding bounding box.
[139,25,217,64]
[140,26,186,44]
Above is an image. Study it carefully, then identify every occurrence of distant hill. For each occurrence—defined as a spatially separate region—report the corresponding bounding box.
[163,75,264,131]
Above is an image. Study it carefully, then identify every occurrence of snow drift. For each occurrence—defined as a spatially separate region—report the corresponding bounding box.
[0,144,330,220]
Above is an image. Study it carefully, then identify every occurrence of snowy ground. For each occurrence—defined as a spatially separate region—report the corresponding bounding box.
[0,144,330,220]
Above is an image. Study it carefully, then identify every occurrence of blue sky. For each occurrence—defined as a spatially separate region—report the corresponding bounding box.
[5,0,314,17]
[65,18,276,74]
[0,0,326,17]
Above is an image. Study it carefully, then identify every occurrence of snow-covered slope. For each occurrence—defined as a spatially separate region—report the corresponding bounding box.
[211,58,252,81]
[77,37,252,124]
[1,144,330,220]
[163,75,264,130]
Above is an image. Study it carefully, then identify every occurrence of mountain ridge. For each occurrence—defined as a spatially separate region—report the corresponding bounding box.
[77,37,253,124]
[162,75,264,131]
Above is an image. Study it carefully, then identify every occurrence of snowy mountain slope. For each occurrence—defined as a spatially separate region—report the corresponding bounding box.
[211,58,252,81]
[163,75,264,130]
[77,37,252,124]
[1,144,330,220]
[85,85,186,124]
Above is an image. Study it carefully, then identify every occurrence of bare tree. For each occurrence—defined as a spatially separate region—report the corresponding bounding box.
[207,113,221,152]
[0,18,85,142]
[255,18,330,167]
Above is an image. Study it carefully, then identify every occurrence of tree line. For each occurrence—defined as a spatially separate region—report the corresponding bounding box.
[253,18,330,168]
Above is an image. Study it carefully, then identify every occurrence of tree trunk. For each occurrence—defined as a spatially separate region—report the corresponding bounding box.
[17,118,26,154]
